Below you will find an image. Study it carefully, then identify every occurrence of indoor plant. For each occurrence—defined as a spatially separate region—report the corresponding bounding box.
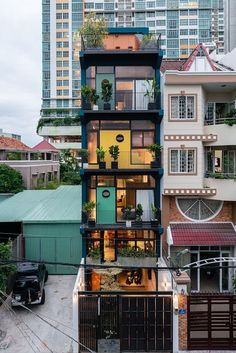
[146,144,162,168]
[150,203,161,227]
[79,148,89,168]
[109,145,120,169]
[82,201,96,227]
[135,203,143,226]
[81,85,93,110]
[123,205,134,227]
[101,80,112,110]
[91,88,100,110]
[144,78,159,110]
[96,146,107,169]
[87,246,101,264]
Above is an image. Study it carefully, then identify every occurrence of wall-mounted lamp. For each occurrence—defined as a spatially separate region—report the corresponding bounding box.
[173,292,179,315]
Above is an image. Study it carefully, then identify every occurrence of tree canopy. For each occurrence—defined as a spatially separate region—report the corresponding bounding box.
[0,164,24,193]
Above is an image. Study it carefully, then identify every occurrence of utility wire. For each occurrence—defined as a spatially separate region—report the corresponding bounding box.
[0,296,42,353]
[0,291,96,353]
[0,295,54,353]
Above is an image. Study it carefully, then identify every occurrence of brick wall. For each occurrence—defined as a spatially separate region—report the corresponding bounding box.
[178,294,188,350]
[169,197,233,222]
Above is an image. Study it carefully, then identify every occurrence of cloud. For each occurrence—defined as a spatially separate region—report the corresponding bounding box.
[0,0,42,146]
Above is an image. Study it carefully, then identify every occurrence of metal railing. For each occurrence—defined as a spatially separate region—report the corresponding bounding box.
[204,115,236,125]
[82,91,159,111]
[81,34,161,52]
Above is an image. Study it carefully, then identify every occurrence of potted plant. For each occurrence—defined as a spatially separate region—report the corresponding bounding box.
[91,88,99,110]
[123,205,134,227]
[81,85,92,110]
[82,201,96,227]
[224,108,236,126]
[140,34,156,50]
[146,144,162,168]
[109,145,120,169]
[150,203,160,227]
[135,203,143,226]
[79,148,89,168]
[96,146,107,169]
[101,80,112,110]
[144,78,160,110]
[86,246,101,264]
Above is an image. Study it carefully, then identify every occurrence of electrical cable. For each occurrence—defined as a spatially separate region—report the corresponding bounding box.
[0,291,96,353]
[0,296,41,353]
[0,296,54,353]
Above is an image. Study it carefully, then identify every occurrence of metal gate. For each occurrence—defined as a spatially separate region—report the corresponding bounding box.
[188,294,236,350]
[78,293,173,352]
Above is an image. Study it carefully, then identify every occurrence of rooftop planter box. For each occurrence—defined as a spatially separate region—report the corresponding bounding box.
[117,248,156,268]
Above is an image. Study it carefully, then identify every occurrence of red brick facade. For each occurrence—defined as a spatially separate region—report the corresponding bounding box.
[169,197,233,222]
[178,294,188,350]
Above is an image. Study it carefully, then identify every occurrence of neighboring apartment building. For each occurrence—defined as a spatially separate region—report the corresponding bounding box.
[224,0,236,53]
[0,128,21,141]
[0,137,60,189]
[162,69,236,293]
[84,0,225,58]
[39,0,83,156]
[75,28,176,353]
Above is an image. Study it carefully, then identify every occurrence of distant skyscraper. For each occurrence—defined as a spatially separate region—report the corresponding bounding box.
[39,0,225,154]
[224,0,236,53]
[40,0,83,156]
[84,0,225,58]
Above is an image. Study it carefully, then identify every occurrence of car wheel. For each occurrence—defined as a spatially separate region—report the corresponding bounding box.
[40,289,45,305]
[44,271,48,283]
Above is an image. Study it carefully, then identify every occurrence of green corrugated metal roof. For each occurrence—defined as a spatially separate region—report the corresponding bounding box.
[0,186,81,223]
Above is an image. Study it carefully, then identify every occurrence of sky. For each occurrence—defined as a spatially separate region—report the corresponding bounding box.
[0,1,42,146]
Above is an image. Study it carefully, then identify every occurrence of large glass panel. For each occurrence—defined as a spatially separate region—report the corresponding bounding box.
[97,176,115,187]
[116,175,155,188]
[115,66,154,78]
[100,120,130,129]
[131,149,152,165]
[88,132,97,163]
[144,131,154,146]
[87,120,99,130]
[116,81,134,110]
[97,66,114,74]
[132,131,143,147]
[131,120,155,130]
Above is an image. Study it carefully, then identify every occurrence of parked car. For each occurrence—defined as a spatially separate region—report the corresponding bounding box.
[12,262,48,306]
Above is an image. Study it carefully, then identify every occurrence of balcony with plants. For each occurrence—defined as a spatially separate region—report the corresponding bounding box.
[76,13,161,54]
[204,147,236,201]
[81,78,161,113]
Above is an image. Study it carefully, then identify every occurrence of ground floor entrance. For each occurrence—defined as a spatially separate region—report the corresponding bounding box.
[78,293,172,352]
[188,294,236,350]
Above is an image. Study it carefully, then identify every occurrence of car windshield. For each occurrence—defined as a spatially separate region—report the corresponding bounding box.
[14,276,39,290]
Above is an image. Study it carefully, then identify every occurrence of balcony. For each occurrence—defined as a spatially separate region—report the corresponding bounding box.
[82,91,160,113]
[204,176,236,201]
[80,33,162,69]
[81,33,161,53]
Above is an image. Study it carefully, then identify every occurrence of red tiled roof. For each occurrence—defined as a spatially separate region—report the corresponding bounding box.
[32,140,58,152]
[0,137,31,151]
[161,59,185,73]
[170,223,236,246]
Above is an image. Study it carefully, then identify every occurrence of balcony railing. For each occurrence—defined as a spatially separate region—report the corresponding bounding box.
[86,150,161,169]
[83,91,159,111]
[205,115,236,126]
[81,34,161,52]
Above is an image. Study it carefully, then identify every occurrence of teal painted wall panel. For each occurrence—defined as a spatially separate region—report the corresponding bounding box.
[24,223,82,274]
[96,187,116,224]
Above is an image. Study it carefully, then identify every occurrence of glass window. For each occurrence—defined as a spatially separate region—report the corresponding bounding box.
[131,120,155,130]
[96,66,114,74]
[97,176,115,187]
[115,66,154,78]
[170,149,196,174]
[116,175,155,188]
[100,120,130,130]
[88,132,98,163]
[170,95,195,120]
